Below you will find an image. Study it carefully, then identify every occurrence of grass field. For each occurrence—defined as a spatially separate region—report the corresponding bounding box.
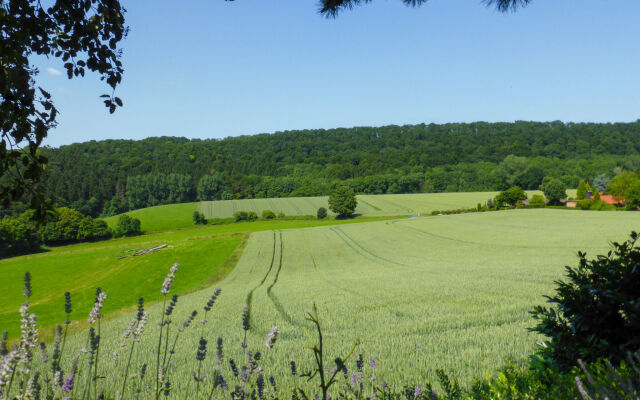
[103,202,200,233]
[34,209,639,396]
[199,191,577,219]
[0,216,396,339]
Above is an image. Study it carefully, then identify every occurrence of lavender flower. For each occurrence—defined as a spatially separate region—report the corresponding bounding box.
[0,331,7,356]
[24,272,32,298]
[370,358,377,370]
[381,380,387,390]
[196,338,207,361]
[88,291,107,324]
[290,361,297,376]
[165,295,179,317]
[218,374,228,390]
[268,376,277,391]
[178,310,197,332]
[257,374,265,399]
[265,326,278,349]
[242,304,249,331]
[356,354,363,372]
[161,263,179,295]
[414,385,422,398]
[61,375,74,392]
[122,318,137,341]
[136,297,145,321]
[133,311,149,341]
[64,292,72,324]
[39,342,48,364]
[229,358,239,377]
[204,289,221,312]
[216,337,223,361]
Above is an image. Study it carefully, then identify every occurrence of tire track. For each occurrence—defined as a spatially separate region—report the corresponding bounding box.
[330,227,410,268]
[245,231,277,331]
[391,222,580,250]
[266,231,298,326]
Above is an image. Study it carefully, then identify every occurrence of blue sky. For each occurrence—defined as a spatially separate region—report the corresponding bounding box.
[36,0,640,147]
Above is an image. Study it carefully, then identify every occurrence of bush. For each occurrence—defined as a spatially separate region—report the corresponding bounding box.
[193,211,207,225]
[329,186,357,218]
[262,209,276,219]
[530,231,640,370]
[234,211,258,222]
[277,211,285,218]
[529,194,546,207]
[494,186,527,208]
[317,207,327,219]
[114,214,142,237]
[0,216,41,258]
[77,218,112,241]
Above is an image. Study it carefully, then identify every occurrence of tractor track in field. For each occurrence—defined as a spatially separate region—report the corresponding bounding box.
[392,222,580,250]
[330,227,409,268]
[245,231,277,331]
[266,231,298,326]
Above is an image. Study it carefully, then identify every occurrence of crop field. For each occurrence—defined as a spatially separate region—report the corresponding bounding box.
[40,209,639,397]
[199,191,574,219]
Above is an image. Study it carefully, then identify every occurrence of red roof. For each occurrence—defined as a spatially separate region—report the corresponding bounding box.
[600,194,626,205]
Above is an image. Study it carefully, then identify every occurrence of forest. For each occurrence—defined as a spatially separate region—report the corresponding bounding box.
[5,120,639,217]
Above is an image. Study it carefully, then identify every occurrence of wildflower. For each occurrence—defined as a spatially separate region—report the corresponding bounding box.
[414,385,422,398]
[161,263,179,295]
[268,376,276,391]
[217,337,223,361]
[0,350,19,388]
[370,358,377,370]
[178,310,197,332]
[163,379,171,396]
[39,342,48,364]
[196,338,207,361]
[88,291,107,324]
[136,297,145,321]
[242,304,249,331]
[0,331,7,356]
[257,374,265,399]
[218,374,228,390]
[239,367,248,382]
[381,380,387,390]
[61,375,74,392]
[122,318,137,340]
[204,289,221,312]
[265,326,278,349]
[229,358,239,377]
[134,311,149,341]
[356,354,363,372]
[290,361,297,376]
[165,295,179,317]
[64,292,72,324]
[350,373,358,389]
[24,272,32,299]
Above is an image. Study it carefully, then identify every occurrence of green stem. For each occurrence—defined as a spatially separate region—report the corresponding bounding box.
[120,340,136,399]
[155,295,167,400]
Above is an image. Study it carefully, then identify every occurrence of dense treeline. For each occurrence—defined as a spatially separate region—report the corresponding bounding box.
[0,208,112,258]
[13,120,640,216]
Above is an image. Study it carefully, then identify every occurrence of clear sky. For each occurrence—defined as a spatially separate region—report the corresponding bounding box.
[35,0,640,147]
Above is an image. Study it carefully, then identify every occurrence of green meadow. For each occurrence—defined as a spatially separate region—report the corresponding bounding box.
[9,208,638,396]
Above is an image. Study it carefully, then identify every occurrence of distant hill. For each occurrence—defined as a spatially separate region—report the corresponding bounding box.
[35,121,640,217]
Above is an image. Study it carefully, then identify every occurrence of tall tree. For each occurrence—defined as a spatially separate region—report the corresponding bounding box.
[1,0,127,219]
[319,0,532,16]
